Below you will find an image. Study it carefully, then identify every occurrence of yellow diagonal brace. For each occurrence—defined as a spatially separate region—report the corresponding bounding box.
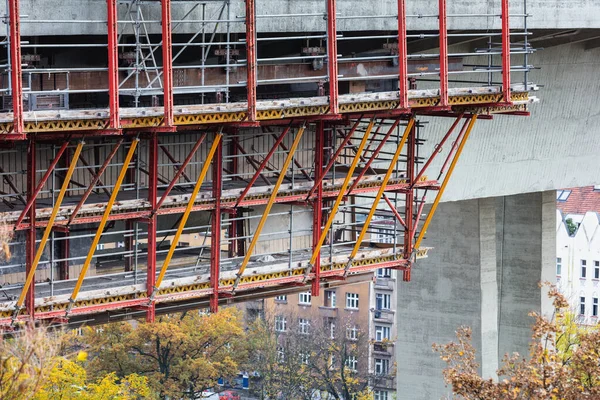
[414,115,478,250]
[309,118,376,267]
[154,133,223,290]
[233,126,306,289]
[67,138,139,307]
[348,118,415,261]
[14,141,84,313]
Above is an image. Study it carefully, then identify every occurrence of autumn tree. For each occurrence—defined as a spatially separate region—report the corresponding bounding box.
[86,307,248,399]
[433,284,600,399]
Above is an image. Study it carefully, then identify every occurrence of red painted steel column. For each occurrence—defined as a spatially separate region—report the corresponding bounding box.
[8,0,24,136]
[25,140,35,316]
[326,0,339,114]
[146,134,158,322]
[107,0,120,129]
[438,0,448,108]
[210,137,223,313]
[403,122,415,282]
[60,232,69,280]
[161,0,174,127]
[245,0,257,121]
[311,122,324,296]
[501,0,511,102]
[397,0,408,109]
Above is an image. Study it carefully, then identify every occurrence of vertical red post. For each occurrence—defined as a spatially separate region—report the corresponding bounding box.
[107,0,120,129]
[59,232,70,280]
[501,0,511,102]
[161,0,174,127]
[438,0,448,108]
[245,0,257,121]
[210,137,223,313]
[326,0,339,114]
[403,122,415,282]
[25,140,35,316]
[146,134,158,323]
[9,0,24,136]
[311,122,324,296]
[397,0,408,109]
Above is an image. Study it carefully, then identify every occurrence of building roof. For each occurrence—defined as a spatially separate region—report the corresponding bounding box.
[556,186,600,215]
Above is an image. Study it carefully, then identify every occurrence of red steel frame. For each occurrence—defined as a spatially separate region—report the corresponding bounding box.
[438,0,449,108]
[146,134,159,322]
[210,139,223,312]
[245,0,257,121]
[397,0,408,109]
[326,0,339,114]
[8,0,24,136]
[501,0,511,102]
[311,121,325,295]
[402,122,416,282]
[161,0,174,127]
[25,140,35,316]
[107,0,120,129]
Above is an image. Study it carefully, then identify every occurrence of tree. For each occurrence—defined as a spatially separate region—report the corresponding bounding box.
[86,307,247,399]
[433,284,600,399]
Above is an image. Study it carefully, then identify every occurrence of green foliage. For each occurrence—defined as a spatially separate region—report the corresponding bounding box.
[565,218,578,236]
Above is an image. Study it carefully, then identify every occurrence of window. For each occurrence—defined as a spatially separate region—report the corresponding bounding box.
[594,298,599,317]
[346,293,359,309]
[557,190,571,202]
[299,291,311,305]
[375,358,389,375]
[376,293,391,310]
[345,355,357,371]
[580,297,586,316]
[581,260,587,279]
[299,318,310,334]
[329,354,337,370]
[275,295,287,302]
[325,317,336,339]
[374,390,389,400]
[275,316,287,332]
[375,325,391,341]
[346,325,359,341]
[300,352,310,365]
[96,243,105,251]
[595,261,600,279]
[377,268,392,278]
[277,346,285,363]
[324,290,337,308]
[556,257,562,276]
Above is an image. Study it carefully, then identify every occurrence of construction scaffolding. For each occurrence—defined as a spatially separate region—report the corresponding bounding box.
[0,0,536,326]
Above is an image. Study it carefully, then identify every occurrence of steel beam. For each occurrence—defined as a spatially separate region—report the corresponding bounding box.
[311,121,325,296]
[501,0,511,102]
[14,141,84,319]
[161,0,174,127]
[438,0,449,108]
[326,0,339,114]
[235,126,290,207]
[397,0,408,109]
[107,0,120,129]
[68,139,123,225]
[67,139,139,314]
[245,0,257,121]
[210,139,223,312]
[308,118,375,267]
[154,133,223,290]
[25,140,35,315]
[146,134,158,322]
[160,142,193,183]
[8,0,23,136]
[233,126,306,291]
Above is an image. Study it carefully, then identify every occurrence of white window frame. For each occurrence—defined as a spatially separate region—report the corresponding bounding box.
[274,315,287,332]
[374,390,389,400]
[299,318,310,334]
[594,261,600,280]
[593,297,598,317]
[277,346,285,363]
[324,289,337,308]
[346,325,359,341]
[346,293,359,309]
[300,351,310,365]
[557,190,571,201]
[377,268,392,278]
[376,293,391,310]
[556,257,562,276]
[375,358,389,375]
[275,295,287,302]
[299,291,312,305]
[580,296,586,316]
[375,325,391,341]
[345,355,357,372]
[581,260,587,279]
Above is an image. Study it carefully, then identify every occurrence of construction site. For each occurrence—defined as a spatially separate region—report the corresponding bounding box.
[0,0,539,331]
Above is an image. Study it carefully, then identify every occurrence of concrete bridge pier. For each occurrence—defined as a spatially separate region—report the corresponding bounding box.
[396,191,555,399]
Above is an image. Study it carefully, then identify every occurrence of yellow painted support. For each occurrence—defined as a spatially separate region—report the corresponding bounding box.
[414,115,478,250]
[348,118,415,261]
[67,139,139,307]
[309,118,376,267]
[154,133,223,290]
[233,126,306,288]
[14,141,84,312]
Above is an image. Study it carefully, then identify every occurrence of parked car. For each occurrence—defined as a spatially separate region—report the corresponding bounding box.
[219,390,241,400]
